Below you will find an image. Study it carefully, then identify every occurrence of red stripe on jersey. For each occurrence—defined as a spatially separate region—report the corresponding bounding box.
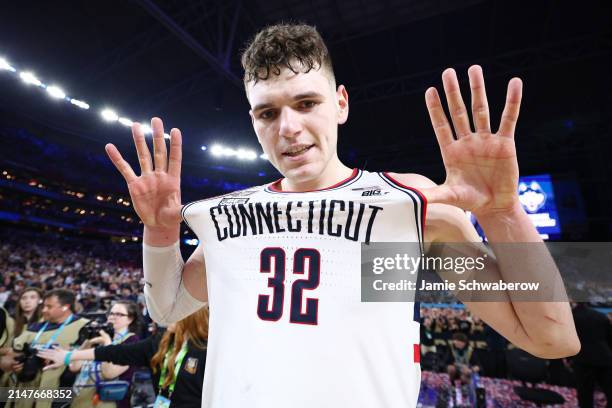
[413,344,421,363]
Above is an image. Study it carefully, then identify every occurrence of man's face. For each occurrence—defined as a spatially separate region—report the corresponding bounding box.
[247,66,348,185]
[41,296,68,323]
[453,340,467,350]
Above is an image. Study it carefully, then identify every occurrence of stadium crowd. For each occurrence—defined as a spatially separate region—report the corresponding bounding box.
[0,226,609,407]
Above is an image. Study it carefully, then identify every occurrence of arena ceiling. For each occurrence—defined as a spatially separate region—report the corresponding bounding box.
[0,0,610,188]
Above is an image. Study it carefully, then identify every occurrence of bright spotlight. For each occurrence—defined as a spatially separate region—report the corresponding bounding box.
[101,109,119,122]
[164,133,170,139]
[237,149,257,160]
[70,99,89,109]
[200,146,207,151]
[118,117,133,127]
[19,71,42,87]
[260,153,269,160]
[140,124,153,134]
[211,144,223,157]
[46,85,66,99]
[222,147,236,157]
[0,58,16,72]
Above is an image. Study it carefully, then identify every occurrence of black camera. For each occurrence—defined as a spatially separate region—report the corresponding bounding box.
[77,320,115,345]
[13,342,45,382]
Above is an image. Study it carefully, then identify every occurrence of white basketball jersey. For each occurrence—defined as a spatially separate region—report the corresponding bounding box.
[182,169,426,408]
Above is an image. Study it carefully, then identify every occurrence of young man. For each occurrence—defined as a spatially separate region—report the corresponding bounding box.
[106,24,579,407]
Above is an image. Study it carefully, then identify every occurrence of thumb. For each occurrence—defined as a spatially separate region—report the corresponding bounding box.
[43,362,63,371]
[419,184,458,206]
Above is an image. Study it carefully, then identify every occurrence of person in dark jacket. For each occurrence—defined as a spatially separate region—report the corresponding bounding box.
[65,301,142,408]
[39,306,208,407]
[570,303,612,408]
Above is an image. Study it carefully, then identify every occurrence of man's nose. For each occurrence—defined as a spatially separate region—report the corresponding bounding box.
[278,108,302,138]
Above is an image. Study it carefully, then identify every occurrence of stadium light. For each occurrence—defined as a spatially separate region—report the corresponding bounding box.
[101,109,119,122]
[0,58,16,72]
[46,85,66,99]
[237,149,257,161]
[19,71,43,87]
[209,143,260,161]
[70,99,89,110]
[211,144,223,157]
[140,124,153,134]
[4,53,269,166]
[118,117,133,127]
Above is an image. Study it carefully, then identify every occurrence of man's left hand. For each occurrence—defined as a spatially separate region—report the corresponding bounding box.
[422,65,523,219]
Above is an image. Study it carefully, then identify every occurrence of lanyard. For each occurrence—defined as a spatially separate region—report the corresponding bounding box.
[112,329,129,345]
[31,314,74,349]
[158,341,188,396]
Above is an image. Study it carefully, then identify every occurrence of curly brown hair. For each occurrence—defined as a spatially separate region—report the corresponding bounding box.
[241,23,334,86]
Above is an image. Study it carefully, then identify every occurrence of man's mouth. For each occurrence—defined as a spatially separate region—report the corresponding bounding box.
[283,144,314,157]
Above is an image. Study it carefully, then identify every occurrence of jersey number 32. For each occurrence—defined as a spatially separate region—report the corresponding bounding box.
[257,247,320,325]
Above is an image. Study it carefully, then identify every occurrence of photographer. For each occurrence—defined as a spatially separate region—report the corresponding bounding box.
[9,289,88,408]
[65,301,141,408]
[40,306,208,407]
[1,306,15,396]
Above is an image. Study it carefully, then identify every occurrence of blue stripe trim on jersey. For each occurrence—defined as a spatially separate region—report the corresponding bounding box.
[263,169,363,194]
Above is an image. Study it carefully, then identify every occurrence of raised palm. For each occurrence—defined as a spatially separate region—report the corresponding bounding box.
[105,118,182,228]
[422,65,523,218]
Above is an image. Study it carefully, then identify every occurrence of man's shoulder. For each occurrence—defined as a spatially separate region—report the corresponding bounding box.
[384,172,437,189]
[183,185,266,209]
[382,173,478,242]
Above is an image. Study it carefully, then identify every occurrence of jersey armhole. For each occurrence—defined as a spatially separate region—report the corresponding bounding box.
[377,172,428,249]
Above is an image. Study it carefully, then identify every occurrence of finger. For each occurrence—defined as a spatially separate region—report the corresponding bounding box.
[105,144,138,183]
[167,128,182,177]
[498,77,523,138]
[425,87,454,149]
[151,117,168,172]
[442,68,472,138]
[467,65,491,133]
[131,122,153,173]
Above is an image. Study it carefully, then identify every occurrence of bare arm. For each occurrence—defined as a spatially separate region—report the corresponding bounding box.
[100,361,129,380]
[388,65,579,359]
[404,185,578,358]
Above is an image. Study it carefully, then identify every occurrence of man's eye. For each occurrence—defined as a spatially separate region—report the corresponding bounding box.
[259,110,276,120]
[299,100,316,109]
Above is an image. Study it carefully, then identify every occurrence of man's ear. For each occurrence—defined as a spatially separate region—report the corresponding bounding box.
[336,85,349,125]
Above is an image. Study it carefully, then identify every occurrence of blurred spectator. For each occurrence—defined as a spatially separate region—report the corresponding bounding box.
[570,303,612,407]
[0,306,15,389]
[9,289,89,408]
[445,332,481,385]
[65,301,142,408]
[40,307,209,407]
[13,287,43,337]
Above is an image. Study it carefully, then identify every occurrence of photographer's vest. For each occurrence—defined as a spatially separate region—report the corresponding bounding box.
[0,307,14,349]
[11,316,89,408]
[0,307,15,387]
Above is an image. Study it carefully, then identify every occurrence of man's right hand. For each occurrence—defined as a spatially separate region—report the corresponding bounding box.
[105,117,182,246]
